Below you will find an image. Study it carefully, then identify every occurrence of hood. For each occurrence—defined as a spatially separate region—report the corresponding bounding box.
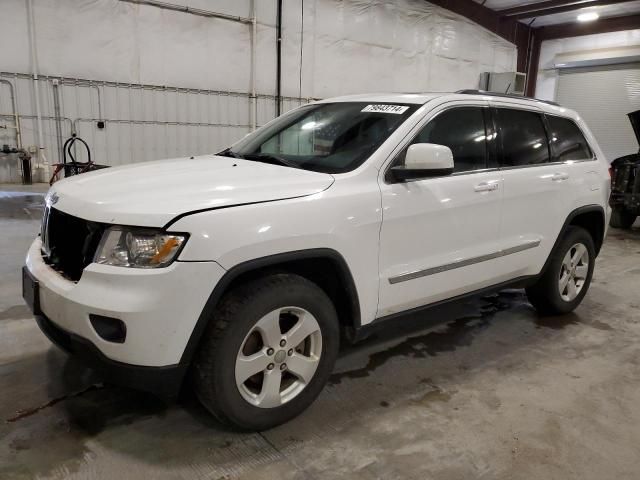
[50,155,335,227]
[629,110,640,150]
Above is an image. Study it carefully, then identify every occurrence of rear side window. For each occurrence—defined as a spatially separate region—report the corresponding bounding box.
[410,107,488,173]
[496,108,550,167]
[546,115,592,161]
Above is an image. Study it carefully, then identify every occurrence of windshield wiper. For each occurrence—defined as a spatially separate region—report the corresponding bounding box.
[218,148,243,159]
[242,153,301,169]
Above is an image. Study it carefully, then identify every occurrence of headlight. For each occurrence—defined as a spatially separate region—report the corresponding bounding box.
[94,227,187,268]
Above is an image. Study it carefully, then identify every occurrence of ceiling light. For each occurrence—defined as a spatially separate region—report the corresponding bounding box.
[577,11,599,22]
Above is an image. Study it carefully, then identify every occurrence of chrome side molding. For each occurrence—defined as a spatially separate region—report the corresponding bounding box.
[388,239,541,285]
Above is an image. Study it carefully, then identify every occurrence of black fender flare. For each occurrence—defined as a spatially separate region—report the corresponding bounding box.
[539,204,606,276]
[178,248,361,367]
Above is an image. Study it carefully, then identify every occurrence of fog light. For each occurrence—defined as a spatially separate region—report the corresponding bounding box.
[89,314,127,343]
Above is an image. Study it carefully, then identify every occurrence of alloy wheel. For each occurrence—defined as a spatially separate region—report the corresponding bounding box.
[234,306,322,408]
[558,242,589,302]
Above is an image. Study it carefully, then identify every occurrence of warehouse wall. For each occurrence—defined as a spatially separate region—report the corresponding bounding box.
[535,29,640,101]
[0,0,516,182]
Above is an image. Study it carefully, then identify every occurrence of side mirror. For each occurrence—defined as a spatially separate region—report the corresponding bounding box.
[390,143,454,181]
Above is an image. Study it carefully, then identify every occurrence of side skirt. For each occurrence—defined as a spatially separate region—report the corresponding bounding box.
[350,274,538,343]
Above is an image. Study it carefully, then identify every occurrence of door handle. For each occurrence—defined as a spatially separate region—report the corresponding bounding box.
[551,172,569,182]
[474,182,499,193]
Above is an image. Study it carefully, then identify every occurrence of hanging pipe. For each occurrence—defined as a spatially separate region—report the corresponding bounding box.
[0,79,21,148]
[276,0,283,117]
[250,0,257,131]
[119,0,252,23]
[51,79,65,165]
[26,0,46,175]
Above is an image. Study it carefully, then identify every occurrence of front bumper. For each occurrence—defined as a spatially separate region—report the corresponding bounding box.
[25,237,225,373]
[34,312,185,397]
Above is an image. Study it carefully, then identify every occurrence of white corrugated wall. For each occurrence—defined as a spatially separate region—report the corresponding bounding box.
[0,0,517,182]
[556,65,640,161]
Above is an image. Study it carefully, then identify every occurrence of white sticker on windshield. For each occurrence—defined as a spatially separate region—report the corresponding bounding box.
[361,104,409,114]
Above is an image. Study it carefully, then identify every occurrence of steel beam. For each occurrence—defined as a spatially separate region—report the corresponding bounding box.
[503,0,638,20]
[500,0,599,16]
[525,32,542,97]
[537,13,640,39]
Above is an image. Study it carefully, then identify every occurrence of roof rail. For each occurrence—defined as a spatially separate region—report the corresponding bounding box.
[455,89,561,107]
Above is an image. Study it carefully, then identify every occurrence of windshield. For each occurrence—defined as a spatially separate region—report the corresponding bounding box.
[225,102,419,173]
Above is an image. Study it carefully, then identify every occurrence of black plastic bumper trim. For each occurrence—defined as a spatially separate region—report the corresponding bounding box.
[35,314,186,399]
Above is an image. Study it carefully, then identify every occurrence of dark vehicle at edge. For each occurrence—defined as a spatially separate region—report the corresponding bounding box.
[609,110,640,229]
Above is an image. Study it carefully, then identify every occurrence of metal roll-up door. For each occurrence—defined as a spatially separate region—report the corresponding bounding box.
[556,63,640,162]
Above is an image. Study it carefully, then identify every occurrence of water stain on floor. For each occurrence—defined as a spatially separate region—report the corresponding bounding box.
[534,313,580,330]
[331,291,528,384]
[585,319,614,331]
[2,383,171,479]
[6,384,105,423]
[413,386,455,406]
[0,305,31,321]
[0,192,44,220]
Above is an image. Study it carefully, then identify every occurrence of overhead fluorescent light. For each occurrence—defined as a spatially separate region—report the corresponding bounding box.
[577,11,599,22]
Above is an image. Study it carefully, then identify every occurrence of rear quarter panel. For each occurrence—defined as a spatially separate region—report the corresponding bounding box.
[544,103,611,225]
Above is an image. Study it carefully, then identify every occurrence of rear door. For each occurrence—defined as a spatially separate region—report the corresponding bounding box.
[492,105,573,278]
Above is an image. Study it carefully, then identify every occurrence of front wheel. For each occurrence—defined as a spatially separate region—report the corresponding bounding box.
[193,274,339,431]
[526,226,595,316]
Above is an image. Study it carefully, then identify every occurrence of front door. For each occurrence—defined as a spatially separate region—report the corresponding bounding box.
[377,103,504,317]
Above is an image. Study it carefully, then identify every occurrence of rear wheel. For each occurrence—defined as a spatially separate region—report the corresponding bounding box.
[610,208,636,229]
[526,226,595,316]
[193,273,339,431]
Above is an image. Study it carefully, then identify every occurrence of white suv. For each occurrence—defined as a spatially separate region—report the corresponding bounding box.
[23,91,610,430]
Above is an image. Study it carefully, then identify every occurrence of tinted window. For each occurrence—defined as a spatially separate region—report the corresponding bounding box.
[409,107,488,173]
[496,108,550,166]
[546,115,592,161]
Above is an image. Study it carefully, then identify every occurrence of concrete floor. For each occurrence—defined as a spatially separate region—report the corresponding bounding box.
[2,184,640,480]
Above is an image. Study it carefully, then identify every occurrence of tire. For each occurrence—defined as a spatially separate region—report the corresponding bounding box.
[610,208,636,229]
[526,226,595,316]
[192,273,339,431]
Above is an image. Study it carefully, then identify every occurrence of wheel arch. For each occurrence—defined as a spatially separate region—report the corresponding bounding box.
[541,205,605,276]
[566,205,606,255]
[179,248,361,366]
